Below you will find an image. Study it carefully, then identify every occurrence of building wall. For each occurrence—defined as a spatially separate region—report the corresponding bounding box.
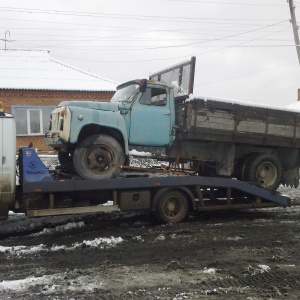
[0,89,114,152]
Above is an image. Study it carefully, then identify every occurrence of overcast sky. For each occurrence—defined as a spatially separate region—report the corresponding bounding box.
[1,0,299,106]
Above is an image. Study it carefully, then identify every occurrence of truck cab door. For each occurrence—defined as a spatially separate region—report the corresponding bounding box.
[129,86,173,146]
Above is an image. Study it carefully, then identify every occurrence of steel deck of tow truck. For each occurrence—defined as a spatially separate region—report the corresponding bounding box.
[19,147,290,208]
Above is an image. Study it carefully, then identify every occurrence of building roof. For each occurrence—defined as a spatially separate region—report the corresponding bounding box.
[0,49,117,92]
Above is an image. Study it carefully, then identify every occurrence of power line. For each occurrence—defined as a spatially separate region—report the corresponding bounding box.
[0,6,287,23]
[8,24,291,44]
[0,23,288,34]
[48,24,293,62]
[195,61,297,87]
[143,20,289,50]
[24,21,289,51]
[143,0,286,6]
[0,16,286,33]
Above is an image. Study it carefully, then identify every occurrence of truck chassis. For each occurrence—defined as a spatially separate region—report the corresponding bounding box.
[11,147,290,223]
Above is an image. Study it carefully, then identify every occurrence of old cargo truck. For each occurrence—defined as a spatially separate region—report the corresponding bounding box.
[0,104,291,222]
[45,57,300,191]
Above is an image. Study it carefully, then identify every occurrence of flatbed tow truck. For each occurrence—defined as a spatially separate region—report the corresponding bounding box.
[15,147,291,223]
[0,104,291,223]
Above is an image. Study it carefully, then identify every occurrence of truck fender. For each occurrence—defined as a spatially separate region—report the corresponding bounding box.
[70,107,130,154]
[151,186,196,211]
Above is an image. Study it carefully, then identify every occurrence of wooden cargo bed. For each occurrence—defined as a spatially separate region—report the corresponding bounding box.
[181,98,300,148]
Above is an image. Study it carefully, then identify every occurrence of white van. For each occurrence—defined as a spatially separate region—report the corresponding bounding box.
[0,104,16,219]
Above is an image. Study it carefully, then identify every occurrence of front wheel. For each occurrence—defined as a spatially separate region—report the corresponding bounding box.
[155,190,189,223]
[73,134,125,180]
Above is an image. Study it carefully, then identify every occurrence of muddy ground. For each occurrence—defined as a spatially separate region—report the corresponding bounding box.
[0,186,300,300]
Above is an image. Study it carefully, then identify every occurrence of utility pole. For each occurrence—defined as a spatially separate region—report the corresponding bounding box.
[288,0,300,65]
[4,30,10,50]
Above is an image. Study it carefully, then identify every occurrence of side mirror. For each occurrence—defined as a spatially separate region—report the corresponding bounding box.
[139,79,147,93]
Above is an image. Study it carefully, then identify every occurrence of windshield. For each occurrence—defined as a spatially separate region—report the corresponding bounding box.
[111,84,139,103]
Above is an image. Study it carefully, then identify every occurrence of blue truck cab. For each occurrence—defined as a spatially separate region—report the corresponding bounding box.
[45,79,176,180]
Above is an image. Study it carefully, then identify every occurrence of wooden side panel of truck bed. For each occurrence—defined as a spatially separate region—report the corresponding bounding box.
[183,99,300,148]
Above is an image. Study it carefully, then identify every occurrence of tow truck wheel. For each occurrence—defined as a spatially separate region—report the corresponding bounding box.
[243,153,282,191]
[155,190,189,223]
[73,134,125,180]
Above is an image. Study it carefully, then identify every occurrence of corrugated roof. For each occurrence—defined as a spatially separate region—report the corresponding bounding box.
[0,49,117,92]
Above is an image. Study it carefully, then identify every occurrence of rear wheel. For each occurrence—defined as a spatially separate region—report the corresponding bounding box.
[243,153,282,191]
[155,190,189,223]
[73,134,125,180]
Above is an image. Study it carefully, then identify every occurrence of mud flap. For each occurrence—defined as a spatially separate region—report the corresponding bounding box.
[216,142,235,176]
[0,201,9,220]
[281,168,300,188]
[278,148,299,170]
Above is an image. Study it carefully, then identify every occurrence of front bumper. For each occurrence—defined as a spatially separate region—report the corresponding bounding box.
[44,134,63,148]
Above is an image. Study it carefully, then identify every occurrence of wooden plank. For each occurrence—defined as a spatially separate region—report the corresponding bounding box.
[186,98,300,146]
[183,130,300,147]
[26,205,120,217]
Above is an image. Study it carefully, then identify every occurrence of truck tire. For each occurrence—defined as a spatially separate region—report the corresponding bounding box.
[243,153,282,191]
[155,190,189,223]
[73,134,125,180]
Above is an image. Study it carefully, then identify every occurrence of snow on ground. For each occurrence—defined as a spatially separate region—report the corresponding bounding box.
[129,149,152,157]
[30,221,85,236]
[0,236,123,256]
[0,272,105,294]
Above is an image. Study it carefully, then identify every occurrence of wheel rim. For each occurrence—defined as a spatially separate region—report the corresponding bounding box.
[161,195,185,221]
[255,162,277,188]
[86,145,114,174]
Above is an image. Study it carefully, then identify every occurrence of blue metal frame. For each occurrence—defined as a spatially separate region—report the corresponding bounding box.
[20,147,53,183]
[19,147,290,208]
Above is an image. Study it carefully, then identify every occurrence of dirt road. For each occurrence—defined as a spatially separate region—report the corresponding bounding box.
[0,186,300,299]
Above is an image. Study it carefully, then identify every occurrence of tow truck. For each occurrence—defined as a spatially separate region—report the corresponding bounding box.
[0,103,290,223]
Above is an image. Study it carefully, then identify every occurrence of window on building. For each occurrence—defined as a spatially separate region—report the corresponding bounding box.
[12,106,55,136]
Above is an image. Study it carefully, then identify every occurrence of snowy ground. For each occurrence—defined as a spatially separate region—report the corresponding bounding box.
[0,184,300,299]
[1,154,300,299]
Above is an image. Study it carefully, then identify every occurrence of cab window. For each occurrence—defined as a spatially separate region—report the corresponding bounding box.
[140,88,167,106]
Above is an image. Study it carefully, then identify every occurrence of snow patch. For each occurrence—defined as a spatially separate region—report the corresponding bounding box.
[173,292,195,299]
[132,235,144,242]
[155,234,166,242]
[246,264,271,276]
[0,236,123,256]
[202,286,251,295]
[0,273,104,294]
[30,221,85,236]
[199,267,217,275]
[188,94,300,113]
[129,149,152,157]
[73,236,123,249]
[226,236,244,241]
